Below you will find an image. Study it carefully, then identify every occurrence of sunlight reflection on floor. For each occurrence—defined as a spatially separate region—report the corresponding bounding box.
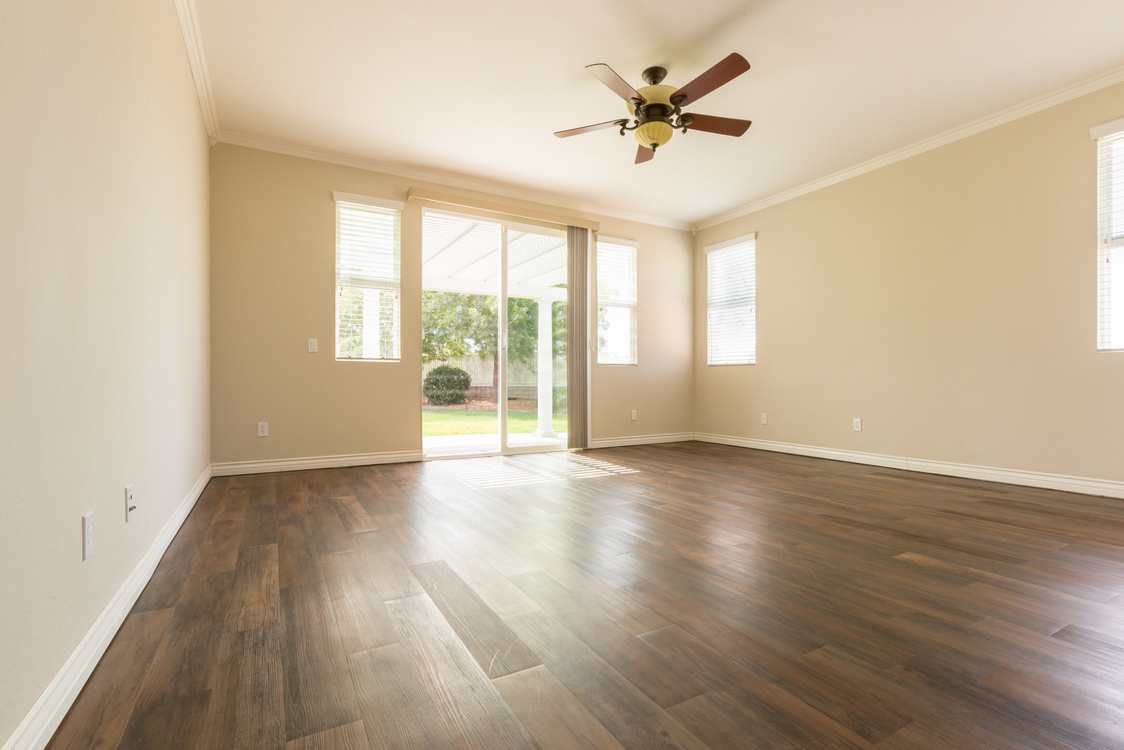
[438,452,640,489]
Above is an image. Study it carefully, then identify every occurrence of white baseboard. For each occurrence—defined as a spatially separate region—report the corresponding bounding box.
[3,465,213,750]
[588,432,696,449]
[694,433,1124,500]
[693,433,910,470]
[211,449,423,476]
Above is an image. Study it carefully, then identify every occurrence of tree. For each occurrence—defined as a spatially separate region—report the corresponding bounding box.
[422,291,567,400]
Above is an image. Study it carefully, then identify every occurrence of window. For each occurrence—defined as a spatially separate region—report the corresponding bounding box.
[1095,119,1124,351]
[334,192,403,360]
[596,237,638,365]
[707,233,756,365]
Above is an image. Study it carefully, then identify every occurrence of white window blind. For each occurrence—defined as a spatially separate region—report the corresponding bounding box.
[335,196,402,360]
[707,234,756,365]
[1095,121,1124,351]
[596,238,638,365]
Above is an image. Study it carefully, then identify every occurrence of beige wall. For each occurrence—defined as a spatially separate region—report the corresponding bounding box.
[695,82,1124,481]
[0,0,211,741]
[209,144,694,463]
[592,224,694,440]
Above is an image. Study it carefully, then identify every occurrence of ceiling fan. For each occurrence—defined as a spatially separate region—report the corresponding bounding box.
[555,53,752,164]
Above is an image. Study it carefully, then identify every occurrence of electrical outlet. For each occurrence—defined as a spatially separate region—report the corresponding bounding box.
[308,338,318,353]
[125,485,135,522]
[853,418,862,432]
[761,413,768,425]
[257,422,269,437]
[631,409,637,421]
[82,512,94,560]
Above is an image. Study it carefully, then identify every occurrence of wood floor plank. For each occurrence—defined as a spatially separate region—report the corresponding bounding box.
[385,594,536,749]
[131,536,202,613]
[241,500,280,547]
[351,530,423,602]
[202,625,286,750]
[286,721,371,750]
[876,721,1002,750]
[117,571,236,749]
[307,497,355,555]
[439,539,541,619]
[228,543,280,631]
[379,517,443,566]
[320,550,399,654]
[667,690,808,750]
[411,560,540,679]
[350,644,455,750]
[509,569,705,707]
[279,521,325,589]
[637,625,877,750]
[492,665,624,750]
[233,626,286,749]
[46,609,173,750]
[215,487,252,521]
[504,608,709,750]
[334,495,378,534]
[192,518,246,574]
[177,478,229,539]
[1052,623,1124,661]
[281,582,360,741]
[981,665,1124,746]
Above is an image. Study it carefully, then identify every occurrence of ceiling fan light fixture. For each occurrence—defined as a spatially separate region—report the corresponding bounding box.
[635,120,673,149]
[558,54,752,163]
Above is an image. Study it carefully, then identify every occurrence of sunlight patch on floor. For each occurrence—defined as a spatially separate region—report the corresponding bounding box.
[439,452,640,489]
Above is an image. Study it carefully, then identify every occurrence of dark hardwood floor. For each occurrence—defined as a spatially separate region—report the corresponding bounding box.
[46,442,1124,749]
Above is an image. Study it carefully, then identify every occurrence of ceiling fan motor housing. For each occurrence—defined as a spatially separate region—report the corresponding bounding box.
[629,84,677,148]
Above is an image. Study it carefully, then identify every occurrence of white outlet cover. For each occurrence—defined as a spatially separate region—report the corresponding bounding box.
[257,422,269,437]
[853,418,862,431]
[308,338,318,352]
[761,413,768,424]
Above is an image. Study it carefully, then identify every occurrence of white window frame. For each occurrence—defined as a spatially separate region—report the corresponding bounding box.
[595,236,639,366]
[333,192,404,361]
[1093,118,1124,352]
[706,233,756,366]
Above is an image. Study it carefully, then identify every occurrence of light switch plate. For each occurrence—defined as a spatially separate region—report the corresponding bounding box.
[308,338,318,353]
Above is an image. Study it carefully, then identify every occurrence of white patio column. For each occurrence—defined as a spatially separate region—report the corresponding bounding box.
[535,298,557,437]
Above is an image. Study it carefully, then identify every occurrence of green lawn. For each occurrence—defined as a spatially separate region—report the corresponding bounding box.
[423,409,567,436]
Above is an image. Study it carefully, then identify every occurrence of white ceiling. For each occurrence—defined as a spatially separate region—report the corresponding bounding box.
[193,0,1124,227]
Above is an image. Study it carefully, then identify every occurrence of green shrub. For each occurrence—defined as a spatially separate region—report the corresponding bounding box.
[423,365,472,405]
[553,386,567,413]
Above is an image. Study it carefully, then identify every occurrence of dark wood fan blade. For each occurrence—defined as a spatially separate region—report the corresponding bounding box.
[671,53,750,107]
[554,119,628,138]
[586,63,645,104]
[635,145,654,164]
[682,113,752,137]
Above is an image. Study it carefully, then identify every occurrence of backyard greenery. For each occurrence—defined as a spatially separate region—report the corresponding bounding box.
[422,364,472,405]
[422,409,567,436]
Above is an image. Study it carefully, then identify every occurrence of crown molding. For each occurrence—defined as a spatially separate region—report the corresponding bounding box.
[696,63,1124,231]
[173,0,219,137]
[213,131,694,232]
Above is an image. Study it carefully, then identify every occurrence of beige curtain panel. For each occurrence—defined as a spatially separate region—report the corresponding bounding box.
[567,225,590,449]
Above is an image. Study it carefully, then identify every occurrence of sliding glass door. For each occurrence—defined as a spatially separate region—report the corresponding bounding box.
[504,228,568,451]
[421,210,567,458]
